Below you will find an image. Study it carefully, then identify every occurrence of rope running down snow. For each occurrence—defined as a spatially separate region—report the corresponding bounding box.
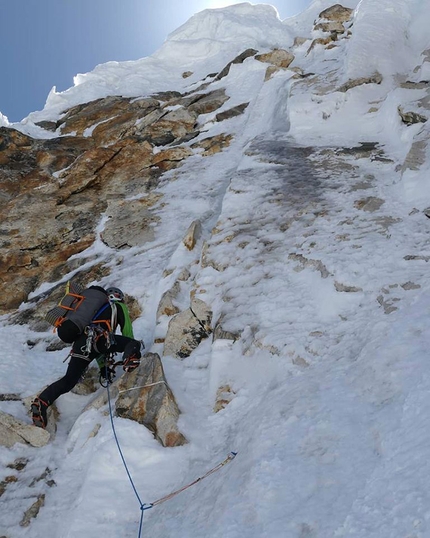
[106,374,237,538]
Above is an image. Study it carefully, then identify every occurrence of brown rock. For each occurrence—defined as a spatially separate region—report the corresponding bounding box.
[188,89,230,115]
[255,49,295,69]
[398,107,428,125]
[354,197,384,212]
[157,282,181,319]
[314,21,346,33]
[58,95,160,139]
[318,4,353,23]
[192,133,233,156]
[101,198,159,249]
[216,103,249,122]
[183,220,202,251]
[293,37,308,47]
[163,297,212,358]
[337,73,383,92]
[20,494,45,527]
[216,49,258,80]
[115,353,187,447]
[214,384,235,413]
[0,410,50,448]
[307,35,338,54]
[152,146,193,171]
[0,74,236,314]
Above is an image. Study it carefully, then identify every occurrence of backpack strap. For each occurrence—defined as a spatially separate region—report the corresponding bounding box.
[117,302,134,338]
[93,301,110,321]
[110,302,118,332]
[91,302,113,333]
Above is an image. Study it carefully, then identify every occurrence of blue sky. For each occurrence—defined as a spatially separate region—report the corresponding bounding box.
[2,0,312,122]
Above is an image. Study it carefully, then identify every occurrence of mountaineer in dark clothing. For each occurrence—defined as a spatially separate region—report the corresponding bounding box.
[31,285,142,428]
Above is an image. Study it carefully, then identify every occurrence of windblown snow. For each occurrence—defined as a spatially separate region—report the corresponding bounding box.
[1,1,430,537]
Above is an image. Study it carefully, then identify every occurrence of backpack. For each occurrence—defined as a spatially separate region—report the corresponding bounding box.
[45,281,110,343]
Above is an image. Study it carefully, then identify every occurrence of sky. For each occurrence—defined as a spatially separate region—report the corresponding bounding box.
[1,0,312,123]
[2,1,430,536]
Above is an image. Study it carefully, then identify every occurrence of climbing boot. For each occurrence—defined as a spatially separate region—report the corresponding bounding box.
[123,354,140,372]
[31,397,49,429]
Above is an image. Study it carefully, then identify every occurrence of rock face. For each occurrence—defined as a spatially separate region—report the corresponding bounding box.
[163,297,213,358]
[0,84,233,314]
[255,49,295,69]
[337,73,383,92]
[157,281,181,319]
[0,410,50,448]
[101,198,159,249]
[307,4,353,54]
[115,353,187,447]
[183,219,202,251]
[319,4,353,20]
[398,107,428,125]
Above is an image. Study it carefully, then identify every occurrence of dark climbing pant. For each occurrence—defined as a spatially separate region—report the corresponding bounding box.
[39,334,141,406]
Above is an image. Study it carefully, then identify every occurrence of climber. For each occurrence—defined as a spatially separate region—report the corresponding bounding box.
[31,285,142,429]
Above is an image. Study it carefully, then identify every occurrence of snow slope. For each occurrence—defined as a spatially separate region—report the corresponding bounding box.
[1,1,430,537]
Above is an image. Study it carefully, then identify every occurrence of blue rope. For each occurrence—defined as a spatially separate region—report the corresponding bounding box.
[104,368,237,537]
[106,376,153,538]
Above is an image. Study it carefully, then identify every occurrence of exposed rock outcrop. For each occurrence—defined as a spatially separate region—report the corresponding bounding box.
[183,219,202,251]
[337,73,383,92]
[0,80,234,313]
[216,49,258,80]
[157,281,181,319]
[307,4,354,54]
[164,297,213,358]
[256,49,295,80]
[0,410,50,448]
[255,49,295,69]
[398,107,428,125]
[314,4,354,34]
[20,494,45,527]
[115,353,187,447]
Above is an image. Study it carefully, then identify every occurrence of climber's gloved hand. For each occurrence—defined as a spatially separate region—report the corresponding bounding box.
[123,354,140,373]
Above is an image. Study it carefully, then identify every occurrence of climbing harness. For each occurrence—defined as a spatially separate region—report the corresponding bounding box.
[104,372,237,538]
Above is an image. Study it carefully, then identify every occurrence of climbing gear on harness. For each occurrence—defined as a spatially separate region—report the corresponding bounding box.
[77,324,116,359]
[123,354,140,372]
[31,397,49,429]
[85,326,95,355]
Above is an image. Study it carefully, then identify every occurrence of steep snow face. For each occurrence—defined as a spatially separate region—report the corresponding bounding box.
[343,0,415,80]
